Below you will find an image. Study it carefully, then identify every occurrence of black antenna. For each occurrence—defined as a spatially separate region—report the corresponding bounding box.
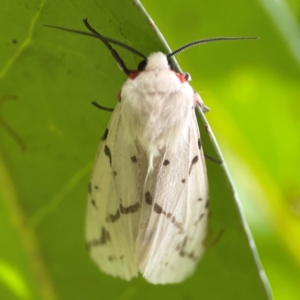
[167,37,258,58]
[44,21,146,60]
[82,18,131,75]
[45,20,258,72]
[45,19,147,75]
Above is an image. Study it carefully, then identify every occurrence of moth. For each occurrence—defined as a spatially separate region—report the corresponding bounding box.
[46,19,254,284]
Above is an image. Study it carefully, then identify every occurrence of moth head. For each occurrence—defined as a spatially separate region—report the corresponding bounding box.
[138,52,175,71]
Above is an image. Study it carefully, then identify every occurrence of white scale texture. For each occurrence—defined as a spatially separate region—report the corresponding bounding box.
[86,52,208,284]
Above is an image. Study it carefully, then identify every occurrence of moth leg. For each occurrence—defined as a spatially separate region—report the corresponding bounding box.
[194,91,210,112]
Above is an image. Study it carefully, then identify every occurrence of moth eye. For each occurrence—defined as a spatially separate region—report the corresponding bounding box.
[184,72,191,81]
[138,60,147,71]
[168,60,175,70]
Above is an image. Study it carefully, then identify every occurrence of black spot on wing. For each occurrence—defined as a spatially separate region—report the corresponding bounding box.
[152,202,190,234]
[154,203,163,214]
[163,159,170,166]
[107,255,125,262]
[194,213,205,226]
[192,156,199,164]
[102,128,109,141]
[198,138,202,150]
[104,145,112,165]
[205,200,209,209]
[91,199,98,209]
[120,202,140,214]
[153,203,172,219]
[189,155,199,174]
[106,209,120,222]
[181,179,186,183]
[187,251,197,261]
[198,213,205,221]
[145,192,153,205]
[131,156,137,163]
[176,236,187,251]
[86,226,111,251]
[108,256,116,261]
[177,236,198,261]
[171,216,184,234]
[99,227,110,243]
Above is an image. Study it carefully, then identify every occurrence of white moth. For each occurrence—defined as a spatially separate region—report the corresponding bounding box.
[87,51,208,284]
[46,20,253,284]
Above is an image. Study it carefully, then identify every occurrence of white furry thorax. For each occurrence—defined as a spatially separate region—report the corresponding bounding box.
[120,52,194,160]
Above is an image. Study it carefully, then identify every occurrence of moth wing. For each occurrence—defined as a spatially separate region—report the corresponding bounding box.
[137,112,208,284]
[86,103,147,280]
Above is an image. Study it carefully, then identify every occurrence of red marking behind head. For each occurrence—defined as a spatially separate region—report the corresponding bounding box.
[175,73,186,83]
[129,71,140,80]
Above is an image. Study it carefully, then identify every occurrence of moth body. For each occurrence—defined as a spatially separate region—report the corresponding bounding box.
[121,52,194,169]
[86,51,208,284]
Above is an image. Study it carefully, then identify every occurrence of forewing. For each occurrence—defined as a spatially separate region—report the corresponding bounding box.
[137,112,208,284]
[86,103,147,280]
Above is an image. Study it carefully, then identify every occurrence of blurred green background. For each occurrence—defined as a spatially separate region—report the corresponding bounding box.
[0,0,300,299]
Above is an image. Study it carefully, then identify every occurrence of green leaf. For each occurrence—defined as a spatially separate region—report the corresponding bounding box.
[3,0,299,299]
